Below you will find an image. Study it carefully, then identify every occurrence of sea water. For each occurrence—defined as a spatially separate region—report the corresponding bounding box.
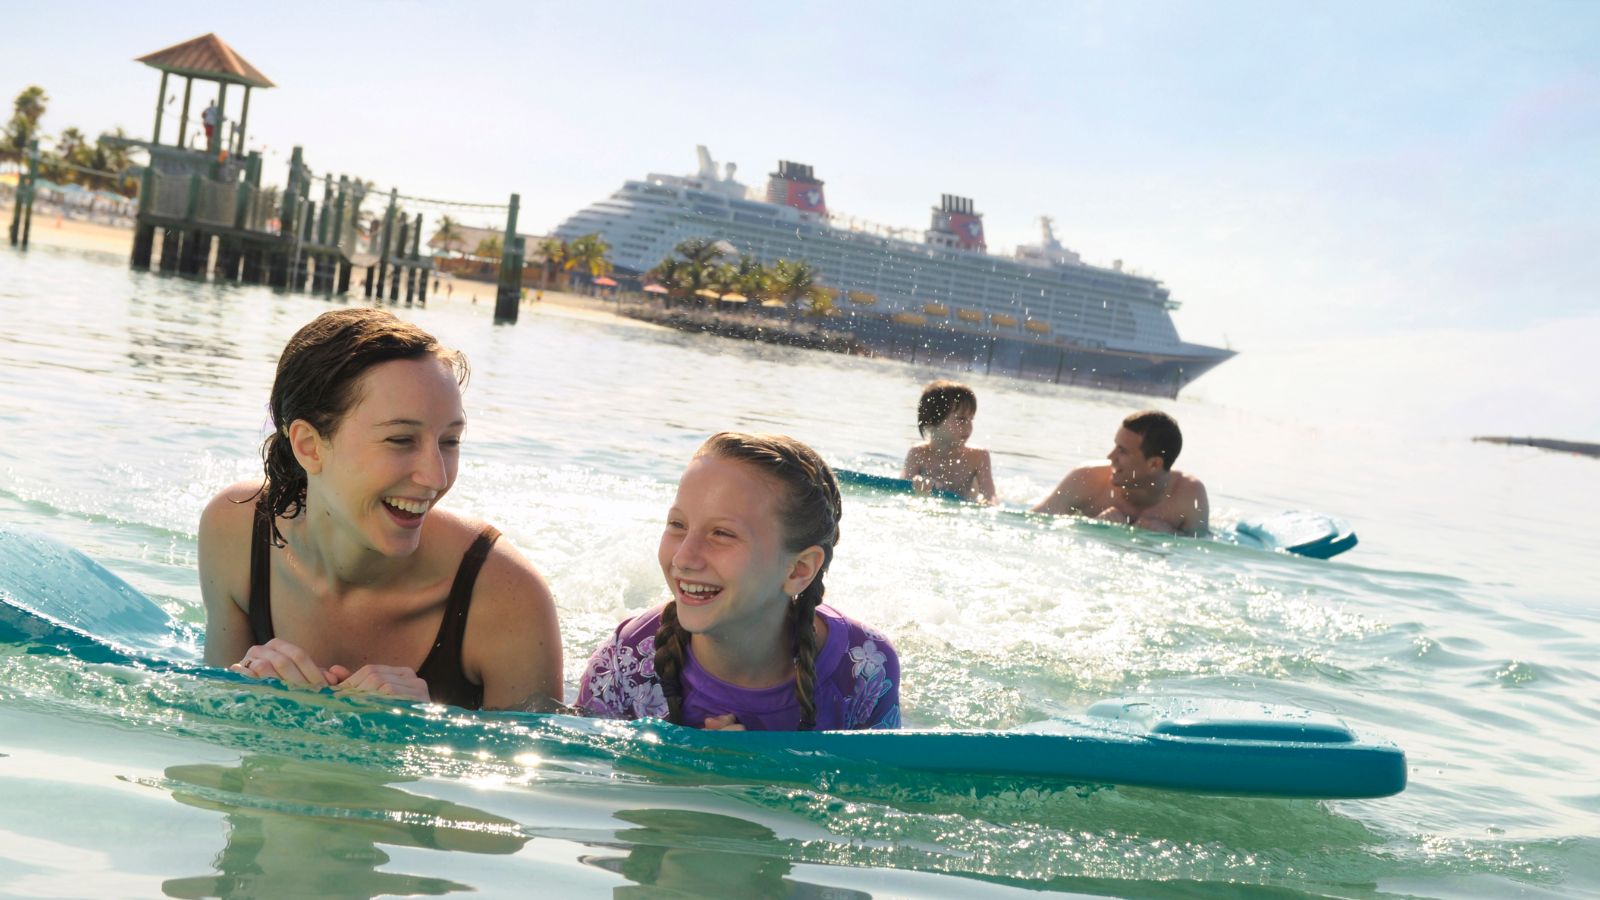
[0,246,1596,898]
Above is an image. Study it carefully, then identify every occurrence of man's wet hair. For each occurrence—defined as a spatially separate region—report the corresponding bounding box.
[1122,410,1182,470]
[917,380,977,437]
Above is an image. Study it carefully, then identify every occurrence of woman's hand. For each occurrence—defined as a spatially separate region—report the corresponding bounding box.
[229,638,340,688]
[334,665,431,702]
[703,713,745,731]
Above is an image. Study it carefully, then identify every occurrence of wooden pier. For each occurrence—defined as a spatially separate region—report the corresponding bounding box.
[14,32,529,318]
[106,35,436,302]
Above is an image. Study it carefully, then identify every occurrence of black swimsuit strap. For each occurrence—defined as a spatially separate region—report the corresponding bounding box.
[415,525,500,710]
[247,500,275,644]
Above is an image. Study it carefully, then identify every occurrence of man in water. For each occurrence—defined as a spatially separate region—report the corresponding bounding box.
[1032,410,1209,535]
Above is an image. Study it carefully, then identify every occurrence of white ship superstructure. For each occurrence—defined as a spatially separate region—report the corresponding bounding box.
[554,147,1233,391]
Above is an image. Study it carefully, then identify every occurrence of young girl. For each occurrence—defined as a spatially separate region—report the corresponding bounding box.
[199,308,563,710]
[901,380,997,504]
[578,432,900,731]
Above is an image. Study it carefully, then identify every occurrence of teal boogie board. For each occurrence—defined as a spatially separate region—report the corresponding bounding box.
[833,468,1359,559]
[1221,511,1359,560]
[0,526,1403,798]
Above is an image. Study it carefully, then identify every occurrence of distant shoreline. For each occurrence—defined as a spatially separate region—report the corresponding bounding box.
[1473,436,1600,458]
[2,199,134,256]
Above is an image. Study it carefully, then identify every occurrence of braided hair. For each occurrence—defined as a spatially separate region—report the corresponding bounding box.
[254,308,467,545]
[654,432,843,730]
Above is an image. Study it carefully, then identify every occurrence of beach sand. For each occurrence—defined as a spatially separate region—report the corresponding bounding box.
[1,202,134,256]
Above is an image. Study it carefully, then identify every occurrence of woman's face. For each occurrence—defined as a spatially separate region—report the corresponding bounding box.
[304,356,465,557]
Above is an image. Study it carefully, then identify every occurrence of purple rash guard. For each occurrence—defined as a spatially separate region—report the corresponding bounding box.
[577,602,901,731]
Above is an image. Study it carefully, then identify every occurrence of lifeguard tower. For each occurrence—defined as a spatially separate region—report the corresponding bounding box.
[107,33,435,299]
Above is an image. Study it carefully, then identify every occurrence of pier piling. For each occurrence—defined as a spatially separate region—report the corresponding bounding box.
[494,193,523,324]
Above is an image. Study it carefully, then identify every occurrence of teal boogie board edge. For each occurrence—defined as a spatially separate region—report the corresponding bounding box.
[832,468,969,503]
[833,468,1360,559]
[0,526,1405,799]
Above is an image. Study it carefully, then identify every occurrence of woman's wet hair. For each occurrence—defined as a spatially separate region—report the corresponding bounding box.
[256,307,467,544]
[654,432,842,730]
[917,380,977,436]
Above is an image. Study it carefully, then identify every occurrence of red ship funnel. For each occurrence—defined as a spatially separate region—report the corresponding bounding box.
[767,161,827,216]
[933,194,986,251]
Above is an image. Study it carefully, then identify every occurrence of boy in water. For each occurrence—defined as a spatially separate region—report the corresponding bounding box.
[901,380,997,504]
[1033,410,1209,535]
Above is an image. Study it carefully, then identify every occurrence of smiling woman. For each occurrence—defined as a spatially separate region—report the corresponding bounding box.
[196,308,563,711]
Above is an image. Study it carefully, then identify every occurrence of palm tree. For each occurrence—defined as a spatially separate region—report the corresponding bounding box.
[433,215,464,257]
[675,237,726,268]
[538,236,568,292]
[805,291,836,318]
[94,128,134,195]
[56,127,85,156]
[36,126,86,184]
[671,238,728,306]
[645,256,685,306]
[2,86,47,165]
[475,235,503,260]
[769,258,829,319]
[563,233,612,293]
[57,128,103,188]
[729,254,772,302]
[709,262,738,293]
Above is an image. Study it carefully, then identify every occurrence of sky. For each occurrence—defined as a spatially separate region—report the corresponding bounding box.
[6,1,1599,437]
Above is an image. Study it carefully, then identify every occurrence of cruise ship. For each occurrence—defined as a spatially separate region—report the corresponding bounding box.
[553,147,1234,395]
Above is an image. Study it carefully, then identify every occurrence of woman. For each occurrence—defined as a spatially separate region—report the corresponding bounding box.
[199,308,561,710]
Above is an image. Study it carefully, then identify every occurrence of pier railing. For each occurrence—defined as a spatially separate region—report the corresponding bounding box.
[145,169,285,236]
[146,170,191,221]
[125,145,507,311]
[195,178,238,229]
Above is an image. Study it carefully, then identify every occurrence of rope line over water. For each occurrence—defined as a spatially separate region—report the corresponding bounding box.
[302,172,509,211]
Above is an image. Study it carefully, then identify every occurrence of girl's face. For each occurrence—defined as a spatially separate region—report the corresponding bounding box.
[658,455,812,642]
[928,404,975,447]
[298,357,465,557]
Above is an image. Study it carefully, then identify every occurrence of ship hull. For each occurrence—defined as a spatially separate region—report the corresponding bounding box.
[828,311,1231,398]
[622,303,1233,398]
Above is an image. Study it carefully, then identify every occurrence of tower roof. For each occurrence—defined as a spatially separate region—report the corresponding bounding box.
[136,33,274,89]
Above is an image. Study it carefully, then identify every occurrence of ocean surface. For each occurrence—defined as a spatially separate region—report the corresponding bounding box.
[1,245,1596,898]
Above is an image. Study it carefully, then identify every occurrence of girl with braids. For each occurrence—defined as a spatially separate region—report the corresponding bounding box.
[578,432,900,731]
[197,308,562,710]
